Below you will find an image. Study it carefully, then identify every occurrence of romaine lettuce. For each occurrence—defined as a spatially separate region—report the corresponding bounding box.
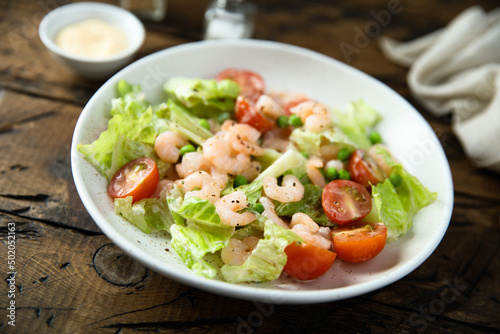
[289,126,357,157]
[221,220,303,283]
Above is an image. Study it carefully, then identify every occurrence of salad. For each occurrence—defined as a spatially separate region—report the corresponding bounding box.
[78,68,437,283]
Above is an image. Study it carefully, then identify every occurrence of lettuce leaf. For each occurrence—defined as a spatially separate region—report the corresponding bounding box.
[164,77,240,118]
[221,220,303,283]
[114,196,175,234]
[372,165,437,241]
[332,100,382,149]
[168,196,234,278]
[289,126,357,157]
[274,184,332,226]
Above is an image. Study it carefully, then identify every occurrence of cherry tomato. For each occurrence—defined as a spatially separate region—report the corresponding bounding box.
[216,68,265,102]
[347,149,385,189]
[331,222,387,263]
[322,180,372,224]
[283,242,337,281]
[235,95,276,132]
[108,157,159,202]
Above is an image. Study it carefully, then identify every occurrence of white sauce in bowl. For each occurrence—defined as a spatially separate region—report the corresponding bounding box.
[55,19,129,58]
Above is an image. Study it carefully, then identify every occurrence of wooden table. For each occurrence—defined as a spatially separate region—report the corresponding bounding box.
[1,0,499,333]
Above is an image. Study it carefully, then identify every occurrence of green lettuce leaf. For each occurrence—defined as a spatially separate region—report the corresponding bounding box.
[164,77,240,118]
[169,196,235,279]
[274,184,332,226]
[289,126,357,157]
[221,220,303,283]
[114,196,175,234]
[332,100,382,149]
[372,165,437,241]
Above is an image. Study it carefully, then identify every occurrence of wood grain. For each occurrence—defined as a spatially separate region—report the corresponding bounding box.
[0,0,499,333]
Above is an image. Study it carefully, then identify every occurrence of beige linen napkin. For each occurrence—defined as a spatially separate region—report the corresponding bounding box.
[379,6,500,172]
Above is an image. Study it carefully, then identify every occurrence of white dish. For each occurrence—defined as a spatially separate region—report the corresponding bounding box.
[71,40,454,304]
[39,2,145,80]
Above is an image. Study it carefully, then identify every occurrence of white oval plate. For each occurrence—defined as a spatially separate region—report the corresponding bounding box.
[71,40,454,304]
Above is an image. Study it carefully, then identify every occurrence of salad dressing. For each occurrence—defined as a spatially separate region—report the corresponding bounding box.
[54,19,128,58]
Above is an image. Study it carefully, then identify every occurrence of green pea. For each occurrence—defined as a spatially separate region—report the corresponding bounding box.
[253,203,265,214]
[234,175,248,188]
[337,147,351,161]
[288,114,303,127]
[301,152,309,159]
[198,118,210,131]
[217,112,231,124]
[389,173,402,187]
[338,169,351,180]
[179,144,195,156]
[325,167,338,181]
[277,115,289,129]
[369,131,382,144]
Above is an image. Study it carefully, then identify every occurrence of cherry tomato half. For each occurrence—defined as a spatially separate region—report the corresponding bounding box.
[347,149,385,189]
[322,180,373,224]
[283,242,337,281]
[216,68,265,103]
[332,222,387,263]
[108,157,159,202]
[235,95,276,132]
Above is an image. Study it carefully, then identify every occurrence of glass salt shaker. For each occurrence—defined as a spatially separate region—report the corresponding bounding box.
[202,0,256,40]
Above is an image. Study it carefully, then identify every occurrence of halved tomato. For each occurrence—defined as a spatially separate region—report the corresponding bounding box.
[331,222,387,263]
[322,180,372,224]
[216,68,265,103]
[347,149,385,189]
[283,242,337,281]
[108,157,159,202]
[235,95,276,132]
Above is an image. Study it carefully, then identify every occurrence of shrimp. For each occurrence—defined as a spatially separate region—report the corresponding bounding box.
[255,94,285,119]
[152,179,174,198]
[259,196,289,229]
[319,143,341,161]
[221,236,259,266]
[240,161,262,182]
[177,152,213,177]
[263,175,305,203]
[215,191,257,226]
[222,121,265,156]
[368,144,396,176]
[307,157,326,189]
[202,134,250,175]
[178,171,223,204]
[262,138,291,153]
[290,101,331,132]
[290,213,331,250]
[154,130,189,163]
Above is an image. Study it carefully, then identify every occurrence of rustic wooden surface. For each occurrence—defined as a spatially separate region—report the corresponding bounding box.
[1,0,499,333]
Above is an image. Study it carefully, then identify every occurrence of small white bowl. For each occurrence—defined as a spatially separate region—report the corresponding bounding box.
[39,2,145,80]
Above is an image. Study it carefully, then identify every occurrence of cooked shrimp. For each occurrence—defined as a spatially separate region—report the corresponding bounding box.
[307,157,326,188]
[368,144,396,176]
[202,134,250,175]
[178,171,223,204]
[221,237,258,266]
[263,175,305,203]
[152,179,174,198]
[262,138,291,153]
[290,213,331,250]
[215,191,257,226]
[176,152,213,178]
[319,144,341,161]
[223,121,265,156]
[154,130,189,163]
[258,196,289,229]
[255,94,285,119]
[290,101,331,132]
[240,161,262,182]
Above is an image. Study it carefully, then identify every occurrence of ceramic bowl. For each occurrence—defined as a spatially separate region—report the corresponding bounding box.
[71,40,454,304]
[39,2,145,79]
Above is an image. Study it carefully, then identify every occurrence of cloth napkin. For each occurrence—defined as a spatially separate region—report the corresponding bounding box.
[379,6,500,173]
